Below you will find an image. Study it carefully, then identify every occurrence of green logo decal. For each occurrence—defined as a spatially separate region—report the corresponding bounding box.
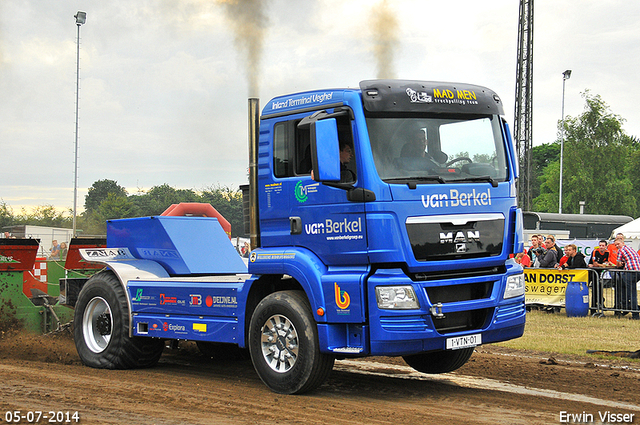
[295,181,308,203]
[294,181,319,203]
[133,288,143,302]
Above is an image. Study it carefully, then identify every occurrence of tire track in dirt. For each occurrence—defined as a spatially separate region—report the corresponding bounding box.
[2,332,640,424]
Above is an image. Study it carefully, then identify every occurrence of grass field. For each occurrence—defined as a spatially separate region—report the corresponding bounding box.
[495,309,640,361]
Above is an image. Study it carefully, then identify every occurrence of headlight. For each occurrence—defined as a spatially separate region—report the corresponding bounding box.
[504,273,525,299]
[376,286,420,309]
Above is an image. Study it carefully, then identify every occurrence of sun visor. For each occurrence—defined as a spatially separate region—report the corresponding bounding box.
[359,80,504,116]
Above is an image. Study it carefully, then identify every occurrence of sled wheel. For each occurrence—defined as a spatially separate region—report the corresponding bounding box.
[403,347,474,374]
[248,290,334,394]
[74,271,164,369]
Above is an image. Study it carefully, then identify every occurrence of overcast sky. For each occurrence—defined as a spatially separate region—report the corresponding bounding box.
[1,0,639,213]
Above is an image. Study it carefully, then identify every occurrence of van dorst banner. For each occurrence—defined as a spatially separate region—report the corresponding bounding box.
[524,269,589,306]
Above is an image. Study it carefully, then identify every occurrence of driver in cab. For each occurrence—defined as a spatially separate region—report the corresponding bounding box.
[401,131,428,158]
[400,131,447,165]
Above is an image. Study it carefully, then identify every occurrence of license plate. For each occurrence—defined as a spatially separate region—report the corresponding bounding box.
[446,333,482,350]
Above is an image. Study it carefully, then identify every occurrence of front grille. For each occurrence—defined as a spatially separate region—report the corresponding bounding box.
[425,281,493,304]
[379,315,429,332]
[407,215,504,261]
[495,302,525,323]
[433,308,493,334]
[410,265,505,282]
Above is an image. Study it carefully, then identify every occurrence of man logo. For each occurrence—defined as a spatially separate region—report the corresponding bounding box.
[334,282,350,309]
[440,231,480,244]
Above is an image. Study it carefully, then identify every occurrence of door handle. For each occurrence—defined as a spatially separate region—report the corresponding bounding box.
[290,217,302,235]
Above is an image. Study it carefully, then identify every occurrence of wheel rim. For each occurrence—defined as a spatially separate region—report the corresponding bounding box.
[260,314,299,373]
[82,297,113,354]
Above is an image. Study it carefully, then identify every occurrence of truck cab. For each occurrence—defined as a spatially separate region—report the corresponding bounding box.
[251,80,525,356]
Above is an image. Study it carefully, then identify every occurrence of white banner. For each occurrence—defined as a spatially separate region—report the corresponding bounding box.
[556,239,602,258]
[526,239,602,259]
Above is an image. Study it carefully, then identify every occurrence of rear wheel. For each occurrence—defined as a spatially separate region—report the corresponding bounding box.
[74,271,164,369]
[248,290,334,394]
[403,347,474,374]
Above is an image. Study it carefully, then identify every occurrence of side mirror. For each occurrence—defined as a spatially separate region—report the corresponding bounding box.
[513,208,524,255]
[503,119,518,180]
[310,118,341,182]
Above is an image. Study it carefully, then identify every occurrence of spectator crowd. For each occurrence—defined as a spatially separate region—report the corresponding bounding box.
[516,233,640,272]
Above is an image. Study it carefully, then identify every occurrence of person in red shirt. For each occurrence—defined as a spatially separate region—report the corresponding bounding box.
[515,252,531,267]
[557,246,569,268]
[608,233,625,269]
[608,243,619,267]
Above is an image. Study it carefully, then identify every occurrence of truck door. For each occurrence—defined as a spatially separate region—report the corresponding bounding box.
[292,109,367,266]
[263,108,367,266]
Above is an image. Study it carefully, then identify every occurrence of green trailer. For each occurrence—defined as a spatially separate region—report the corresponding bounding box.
[0,238,104,333]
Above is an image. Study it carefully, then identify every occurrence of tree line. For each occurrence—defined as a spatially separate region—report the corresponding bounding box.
[1,183,245,237]
[527,90,640,217]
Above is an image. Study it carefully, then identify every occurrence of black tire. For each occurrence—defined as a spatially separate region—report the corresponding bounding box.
[248,290,335,394]
[73,271,164,369]
[403,347,474,374]
[196,341,250,361]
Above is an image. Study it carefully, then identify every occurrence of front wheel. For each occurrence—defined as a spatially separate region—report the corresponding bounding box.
[248,291,335,394]
[403,347,474,374]
[74,271,164,369]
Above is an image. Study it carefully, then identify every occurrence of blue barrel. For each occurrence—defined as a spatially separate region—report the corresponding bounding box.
[565,281,589,317]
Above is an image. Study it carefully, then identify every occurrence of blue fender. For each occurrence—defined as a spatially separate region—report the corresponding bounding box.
[248,247,368,323]
[78,247,170,337]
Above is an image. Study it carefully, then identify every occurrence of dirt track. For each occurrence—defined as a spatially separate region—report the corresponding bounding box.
[1,330,639,425]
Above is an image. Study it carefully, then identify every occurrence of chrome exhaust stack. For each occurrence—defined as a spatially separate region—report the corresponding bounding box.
[248,98,260,250]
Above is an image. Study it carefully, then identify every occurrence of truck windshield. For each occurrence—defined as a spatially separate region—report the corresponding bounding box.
[366,115,508,185]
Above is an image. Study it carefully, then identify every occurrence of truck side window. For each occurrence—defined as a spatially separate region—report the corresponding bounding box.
[273,114,356,180]
[273,122,292,178]
[336,117,356,183]
[274,120,309,178]
[295,125,312,175]
[274,119,312,178]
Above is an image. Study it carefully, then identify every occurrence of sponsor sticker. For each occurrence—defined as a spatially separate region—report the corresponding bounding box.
[295,181,319,203]
[271,92,335,110]
[193,323,207,333]
[80,247,134,261]
[305,217,364,241]
[421,189,492,209]
[335,283,351,310]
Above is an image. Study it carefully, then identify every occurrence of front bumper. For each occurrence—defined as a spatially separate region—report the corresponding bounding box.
[367,267,525,356]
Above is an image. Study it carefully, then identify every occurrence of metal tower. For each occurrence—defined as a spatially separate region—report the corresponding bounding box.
[513,0,534,210]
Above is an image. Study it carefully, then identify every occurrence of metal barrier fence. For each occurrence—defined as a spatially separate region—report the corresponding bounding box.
[588,268,640,318]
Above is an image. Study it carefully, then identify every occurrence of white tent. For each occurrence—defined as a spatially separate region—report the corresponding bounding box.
[611,217,640,239]
[611,217,640,251]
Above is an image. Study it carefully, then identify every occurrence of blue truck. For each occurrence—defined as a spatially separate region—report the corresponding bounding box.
[70,80,526,394]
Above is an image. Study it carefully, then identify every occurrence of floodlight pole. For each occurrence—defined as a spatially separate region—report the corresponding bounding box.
[558,69,571,214]
[73,11,86,237]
